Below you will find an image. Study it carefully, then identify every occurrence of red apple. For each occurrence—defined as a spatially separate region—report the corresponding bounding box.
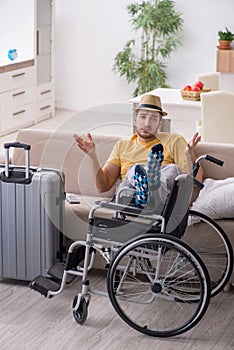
[194,80,204,89]
[183,85,192,91]
[191,85,200,92]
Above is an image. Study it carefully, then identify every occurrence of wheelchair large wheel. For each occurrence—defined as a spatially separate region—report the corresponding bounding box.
[183,210,233,297]
[107,234,211,338]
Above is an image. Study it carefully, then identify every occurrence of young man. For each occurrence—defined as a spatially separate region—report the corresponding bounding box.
[73,94,202,208]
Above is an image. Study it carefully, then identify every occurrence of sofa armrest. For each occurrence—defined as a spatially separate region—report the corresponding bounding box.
[194,142,234,180]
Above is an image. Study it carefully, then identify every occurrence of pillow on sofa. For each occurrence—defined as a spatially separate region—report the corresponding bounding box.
[191,177,234,219]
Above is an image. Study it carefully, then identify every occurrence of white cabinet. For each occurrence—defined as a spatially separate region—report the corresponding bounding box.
[0,62,36,135]
[37,83,55,120]
[36,0,55,122]
[0,65,36,93]
[0,0,55,135]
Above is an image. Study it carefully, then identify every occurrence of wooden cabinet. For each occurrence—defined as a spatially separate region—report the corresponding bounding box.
[216,50,234,73]
[0,0,55,135]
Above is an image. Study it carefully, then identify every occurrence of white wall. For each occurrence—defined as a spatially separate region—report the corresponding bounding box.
[55,0,234,110]
[0,0,34,66]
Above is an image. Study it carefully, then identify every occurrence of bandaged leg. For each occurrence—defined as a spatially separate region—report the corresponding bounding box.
[134,164,149,208]
[146,163,181,213]
[161,164,181,192]
[117,160,180,211]
[146,144,164,190]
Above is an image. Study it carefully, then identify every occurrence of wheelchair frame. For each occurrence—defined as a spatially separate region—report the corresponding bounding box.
[29,155,233,337]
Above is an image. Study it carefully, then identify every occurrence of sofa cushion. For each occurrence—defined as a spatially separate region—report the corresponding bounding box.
[13,128,120,197]
[191,177,234,219]
[64,195,113,240]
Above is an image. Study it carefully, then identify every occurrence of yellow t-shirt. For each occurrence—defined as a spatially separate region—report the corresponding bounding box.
[106,132,188,180]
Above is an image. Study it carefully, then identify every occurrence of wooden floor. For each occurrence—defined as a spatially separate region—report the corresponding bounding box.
[0,110,234,349]
[0,269,234,350]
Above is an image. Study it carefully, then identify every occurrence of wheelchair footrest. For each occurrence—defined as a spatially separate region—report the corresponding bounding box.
[48,262,75,284]
[29,275,60,297]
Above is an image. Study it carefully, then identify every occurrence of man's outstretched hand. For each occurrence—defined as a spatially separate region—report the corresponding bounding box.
[187,132,201,153]
[73,133,96,156]
[186,132,203,181]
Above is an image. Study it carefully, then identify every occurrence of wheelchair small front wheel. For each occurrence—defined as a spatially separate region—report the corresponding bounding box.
[72,295,88,325]
[107,234,211,338]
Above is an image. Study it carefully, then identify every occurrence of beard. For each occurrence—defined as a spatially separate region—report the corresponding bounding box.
[136,127,158,140]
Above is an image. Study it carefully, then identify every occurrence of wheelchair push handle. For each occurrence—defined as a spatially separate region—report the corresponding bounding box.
[205,155,224,167]
[192,154,224,181]
[194,154,224,167]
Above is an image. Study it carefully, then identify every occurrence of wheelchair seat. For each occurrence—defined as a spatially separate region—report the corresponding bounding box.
[90,173,194,244]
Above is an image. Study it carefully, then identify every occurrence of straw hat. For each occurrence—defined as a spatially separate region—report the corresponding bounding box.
[137,94,167,116]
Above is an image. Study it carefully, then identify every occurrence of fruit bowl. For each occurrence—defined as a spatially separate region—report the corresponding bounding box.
[180,88,211,101]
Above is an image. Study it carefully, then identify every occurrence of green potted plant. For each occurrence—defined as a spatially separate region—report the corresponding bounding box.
[113,0,183,97]
[218,27,234,50]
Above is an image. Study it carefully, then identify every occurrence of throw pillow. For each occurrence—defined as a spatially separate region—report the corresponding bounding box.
[191,177,234,219]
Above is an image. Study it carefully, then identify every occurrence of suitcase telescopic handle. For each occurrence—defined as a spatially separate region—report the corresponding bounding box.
[4,142,31,179]
[4,142,31,151]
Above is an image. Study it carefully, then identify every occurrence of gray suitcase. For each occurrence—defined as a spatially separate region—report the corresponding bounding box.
[0,142,65,281]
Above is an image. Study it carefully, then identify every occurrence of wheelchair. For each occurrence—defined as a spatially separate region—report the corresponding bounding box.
[30,154,233,338]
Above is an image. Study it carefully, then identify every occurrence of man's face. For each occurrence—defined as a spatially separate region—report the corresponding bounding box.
[135,109,162,140]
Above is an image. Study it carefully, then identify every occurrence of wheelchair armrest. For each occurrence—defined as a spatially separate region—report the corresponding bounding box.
[91,200,164,227]
[115,186,136,203]
[98,200,142,215]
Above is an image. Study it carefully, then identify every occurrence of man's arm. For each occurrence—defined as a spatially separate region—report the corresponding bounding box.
[97,162,120,192]
[73,133,120,192]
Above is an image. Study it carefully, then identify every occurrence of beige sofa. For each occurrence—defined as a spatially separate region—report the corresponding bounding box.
[9,128,234,285]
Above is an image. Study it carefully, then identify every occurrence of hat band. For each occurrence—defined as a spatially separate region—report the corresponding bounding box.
[138,103,162,112]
